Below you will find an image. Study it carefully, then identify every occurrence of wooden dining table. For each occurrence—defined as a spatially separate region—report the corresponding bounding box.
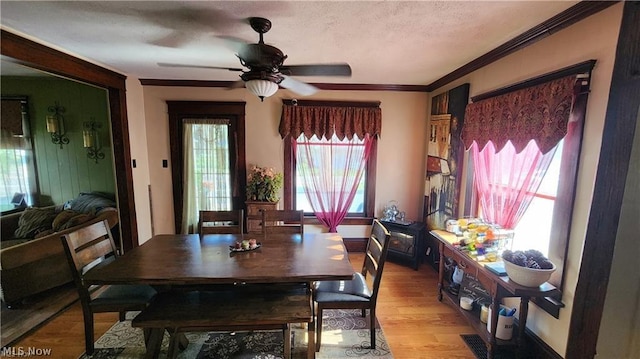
[83,232,355,358]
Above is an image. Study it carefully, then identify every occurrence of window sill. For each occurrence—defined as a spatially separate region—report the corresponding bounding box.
[303,216,374,226]
[532,294,564,319]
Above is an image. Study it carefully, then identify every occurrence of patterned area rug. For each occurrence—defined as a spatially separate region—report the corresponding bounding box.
[80,309,392,359]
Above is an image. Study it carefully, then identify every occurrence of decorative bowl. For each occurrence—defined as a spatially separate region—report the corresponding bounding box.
[503,259,556,287]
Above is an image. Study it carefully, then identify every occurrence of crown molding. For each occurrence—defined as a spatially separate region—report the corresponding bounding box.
[426,1,618,91]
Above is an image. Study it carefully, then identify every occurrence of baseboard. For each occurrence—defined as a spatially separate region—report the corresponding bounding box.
[523,324,563,359]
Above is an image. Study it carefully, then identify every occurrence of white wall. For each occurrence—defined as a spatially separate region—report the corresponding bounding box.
[428,4,624,356]
[124,77,153,245]
[139,86,428,237]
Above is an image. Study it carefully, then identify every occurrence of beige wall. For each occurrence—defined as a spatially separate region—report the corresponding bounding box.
[428,4,624,356]
[125,78,153,244]
[137,86,428,239]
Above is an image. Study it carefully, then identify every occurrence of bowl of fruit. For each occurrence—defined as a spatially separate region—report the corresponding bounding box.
[502,250,556,287]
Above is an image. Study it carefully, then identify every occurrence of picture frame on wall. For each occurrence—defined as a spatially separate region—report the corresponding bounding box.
[424,84,470,230]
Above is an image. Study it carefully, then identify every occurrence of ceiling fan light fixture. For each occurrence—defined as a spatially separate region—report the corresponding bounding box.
[245,79,279,102]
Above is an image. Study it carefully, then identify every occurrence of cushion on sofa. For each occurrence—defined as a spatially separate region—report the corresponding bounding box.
[13,207,57,239]
[68,192,116,214]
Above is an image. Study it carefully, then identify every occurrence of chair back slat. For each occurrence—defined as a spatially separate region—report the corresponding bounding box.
[261,210,304,235]
[61,219,118,305]
[361,220,391,301]
[62,220,117,273]
[198,210,244,235]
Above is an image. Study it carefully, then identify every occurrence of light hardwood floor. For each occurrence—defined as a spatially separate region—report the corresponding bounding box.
[14,253,477,358]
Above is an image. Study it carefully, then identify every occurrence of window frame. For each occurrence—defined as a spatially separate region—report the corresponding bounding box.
[464,71,591,318]
[168,101,246,233]
[283,134,377,224]
[0,96,38,215]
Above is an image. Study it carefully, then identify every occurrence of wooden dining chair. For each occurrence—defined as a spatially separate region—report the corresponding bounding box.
[313,219,391,351]
[261,209,304,235]
[60,219,157,355]
[198,209,244,235]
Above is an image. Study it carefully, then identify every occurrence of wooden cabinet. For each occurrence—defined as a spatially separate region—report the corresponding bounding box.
[380,221,425,270]
[245,201,278,233]
[431,230,560,359]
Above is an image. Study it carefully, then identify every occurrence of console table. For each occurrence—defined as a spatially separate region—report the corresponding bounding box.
[431,230,559,359]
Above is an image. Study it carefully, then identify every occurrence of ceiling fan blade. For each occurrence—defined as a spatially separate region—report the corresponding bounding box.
[280,63,352,77]
[279,76,318,96]
[216,35,251,53]
[227,80,245,89]
[157,62,243,72]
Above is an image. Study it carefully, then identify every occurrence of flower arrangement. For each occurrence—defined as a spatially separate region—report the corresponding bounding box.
[246,165,283,202]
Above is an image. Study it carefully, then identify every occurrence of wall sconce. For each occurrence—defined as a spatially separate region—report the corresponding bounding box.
[46,102,69,148]
[83,120,105,163]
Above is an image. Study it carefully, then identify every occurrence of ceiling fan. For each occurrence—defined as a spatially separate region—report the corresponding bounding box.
[158,17,352,101]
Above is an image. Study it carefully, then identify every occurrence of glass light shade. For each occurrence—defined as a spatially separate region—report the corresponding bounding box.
[83,130,94,148]
[245,79,278,101]
[46,115,58,133]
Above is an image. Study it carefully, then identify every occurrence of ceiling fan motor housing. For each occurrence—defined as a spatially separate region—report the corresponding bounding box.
[238,44,287,74]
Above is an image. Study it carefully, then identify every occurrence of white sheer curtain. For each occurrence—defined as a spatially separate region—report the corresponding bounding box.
[1,99,33,210]
[0,131,32,210]
[181,119,231,234]
[294,133,372,232]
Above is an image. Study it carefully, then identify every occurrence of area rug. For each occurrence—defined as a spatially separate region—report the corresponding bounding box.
[80,309,392,359]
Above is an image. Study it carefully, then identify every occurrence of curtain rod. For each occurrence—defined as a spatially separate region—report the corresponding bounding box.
[282,99,381,108]
[470,59,597,102]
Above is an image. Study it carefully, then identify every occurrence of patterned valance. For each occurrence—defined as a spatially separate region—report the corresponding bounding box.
[1,99,25,136]
[462,75,576,154]
[279,100,382,140]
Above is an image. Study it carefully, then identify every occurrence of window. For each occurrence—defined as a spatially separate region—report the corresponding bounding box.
[0,146,32,211]
[280,100,381,228]
[462,68,592,317]
[181,119,232,233]
[168,102,246,234]
[294,133,368,216]
[285,134,377,225]
[511,140,564,256]
[1,97,35,213]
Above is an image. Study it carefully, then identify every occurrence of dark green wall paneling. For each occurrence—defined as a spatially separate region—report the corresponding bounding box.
[1,76,115,206]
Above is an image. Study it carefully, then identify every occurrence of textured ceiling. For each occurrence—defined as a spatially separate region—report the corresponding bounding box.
[1,1,577,85]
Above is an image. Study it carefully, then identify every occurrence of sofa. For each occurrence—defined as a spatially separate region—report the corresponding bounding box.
[0,192,119,307]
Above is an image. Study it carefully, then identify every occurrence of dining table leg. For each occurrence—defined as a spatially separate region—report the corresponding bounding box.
[307,319,316,359]
[143,328,163,359]
[308,281,316,359]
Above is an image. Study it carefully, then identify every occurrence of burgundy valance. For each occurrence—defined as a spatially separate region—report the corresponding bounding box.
[1,99,25,136]
[462,75,576,154]
[279,100,382,140]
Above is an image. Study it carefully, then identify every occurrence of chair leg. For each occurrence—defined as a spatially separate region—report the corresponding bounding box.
[362,309,366,317]
[167,329,180,359]
[283,323,291,359]
[143,328,152,345]
[119,311,126,322]
[316,307,323,352]
[144,328,164,359]
[84,311,95,355]
[369,308,376,349]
